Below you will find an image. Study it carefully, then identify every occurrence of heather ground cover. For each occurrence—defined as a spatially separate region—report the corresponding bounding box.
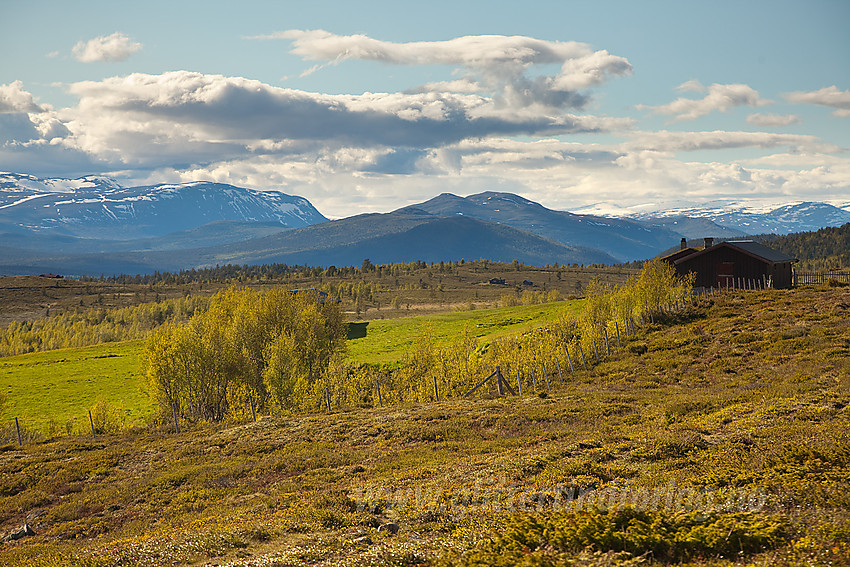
[1,285,847,565]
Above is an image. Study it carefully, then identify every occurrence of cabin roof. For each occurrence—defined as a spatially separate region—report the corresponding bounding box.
[660,247,701,262]
[674,240,797,266]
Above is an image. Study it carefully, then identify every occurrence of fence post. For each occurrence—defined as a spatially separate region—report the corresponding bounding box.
[564,345,575,375]
[578,344,589,371]
[325,387,332,412]
[89,409,96,439]
[172,403,180,434]
[375,380,383,408]
[496,368,504,396]
[555,358,564,383]
[517,370,522,395]
[497,366,516,396]
[433,375,439,402]
[249,394,257,422]
[542,362,551,392]
[464,369,499,398]
[15,417,22,445]
[531,367,537,390]
[593,339,600,363]
[615,322,621,348]
[603,328,611,355]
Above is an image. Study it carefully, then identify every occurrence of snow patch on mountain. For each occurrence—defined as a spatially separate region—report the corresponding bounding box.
[571,199,850,236]
[0,173,328,240]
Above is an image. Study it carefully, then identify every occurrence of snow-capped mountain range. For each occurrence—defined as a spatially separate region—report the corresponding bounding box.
[1,171,849,276]
[573,199,850,236]
[0,172,326,240]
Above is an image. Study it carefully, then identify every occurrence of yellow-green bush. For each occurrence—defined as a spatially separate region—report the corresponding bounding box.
[142,287,346,421]
[447,507,787,565]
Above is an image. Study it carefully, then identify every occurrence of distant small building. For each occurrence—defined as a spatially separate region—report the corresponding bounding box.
[489,278,506,285]
[38,273,63,279]
[522,280,534,286]
[671,238,797,289]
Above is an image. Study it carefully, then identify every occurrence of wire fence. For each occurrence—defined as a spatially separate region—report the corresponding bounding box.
[794,270,850,285]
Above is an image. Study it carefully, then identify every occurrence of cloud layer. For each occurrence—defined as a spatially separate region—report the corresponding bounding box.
[259,30,633,110]
[785,86,850,117]
[641,81,770,121]
[1,30,847,217]
[59,70,630,169]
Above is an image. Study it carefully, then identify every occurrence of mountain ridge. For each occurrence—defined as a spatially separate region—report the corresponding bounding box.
[0,173,326,239]
[0,210,617,276]
[401,191,686,262]
[2,172,848,277]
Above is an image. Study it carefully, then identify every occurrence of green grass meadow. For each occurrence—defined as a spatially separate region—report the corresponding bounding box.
[0,340,154,434]
[346,299,583,364]
[1,300,582,433]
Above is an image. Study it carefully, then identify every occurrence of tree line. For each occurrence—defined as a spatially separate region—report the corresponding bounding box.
[756,223,850,270]
[83,258,602,286]
[142,259,693,421]
[0,296,209,358]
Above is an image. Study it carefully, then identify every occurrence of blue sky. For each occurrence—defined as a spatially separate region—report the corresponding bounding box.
[1,0,848,217]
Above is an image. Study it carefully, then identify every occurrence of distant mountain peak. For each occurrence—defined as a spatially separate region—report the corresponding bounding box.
[402,190,681,262]
[0,172,327,240]
[467,191,540,207]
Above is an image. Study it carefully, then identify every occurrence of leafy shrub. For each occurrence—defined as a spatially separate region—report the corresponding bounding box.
[451,507,787,565]
[88,398,125,434]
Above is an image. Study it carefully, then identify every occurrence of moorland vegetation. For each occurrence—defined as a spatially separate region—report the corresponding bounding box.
[0,280,847,566]
[0,250,848,566]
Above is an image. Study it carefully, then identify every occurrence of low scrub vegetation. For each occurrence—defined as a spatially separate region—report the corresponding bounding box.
[0,295,208,357]
[138,260,691,419]
[1,280,847,565]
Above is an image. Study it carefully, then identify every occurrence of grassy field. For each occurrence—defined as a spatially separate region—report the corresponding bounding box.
[346,300,583,365]
[0,341,154,435]
[0,300,582,434]
[0,286,848,566]
[0,264,632,328]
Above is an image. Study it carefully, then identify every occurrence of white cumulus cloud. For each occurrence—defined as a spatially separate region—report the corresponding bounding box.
[255,30,632,110]
[72,32,142,63]
[640,81,770,121]
[784,86,850,117]
[0,81,43,113]
[61,70,630,168]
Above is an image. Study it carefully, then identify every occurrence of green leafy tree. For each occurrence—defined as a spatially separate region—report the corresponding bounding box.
[143,287,346,421]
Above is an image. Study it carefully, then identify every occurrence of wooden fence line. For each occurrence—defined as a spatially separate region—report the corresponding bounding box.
[794,271,850,285]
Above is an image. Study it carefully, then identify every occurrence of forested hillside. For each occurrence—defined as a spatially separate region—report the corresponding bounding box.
[757,223,850,270]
